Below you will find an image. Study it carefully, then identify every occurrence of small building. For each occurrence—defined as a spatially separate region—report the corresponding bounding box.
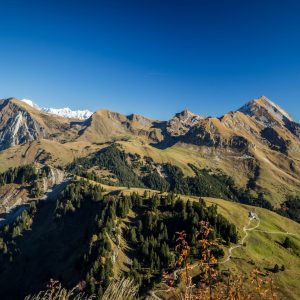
[248,211,255,219]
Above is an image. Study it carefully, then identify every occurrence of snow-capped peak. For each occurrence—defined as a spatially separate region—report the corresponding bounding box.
[21,99,93,120]
[42,107,93,120]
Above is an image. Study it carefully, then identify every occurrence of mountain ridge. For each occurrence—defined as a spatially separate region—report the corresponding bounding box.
[18,95,298,124]
[1,96,300,205]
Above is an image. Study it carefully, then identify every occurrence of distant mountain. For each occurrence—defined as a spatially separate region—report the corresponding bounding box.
[41,107,93,120]
[1,96,300,205]
[21,99,93,120]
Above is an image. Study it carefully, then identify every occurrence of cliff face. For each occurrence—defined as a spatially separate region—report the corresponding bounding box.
[0,99,47,150]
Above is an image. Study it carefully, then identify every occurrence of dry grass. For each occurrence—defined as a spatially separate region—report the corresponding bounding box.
[25,277,138,300]
[102,277,139,300]
[24,280,94,300]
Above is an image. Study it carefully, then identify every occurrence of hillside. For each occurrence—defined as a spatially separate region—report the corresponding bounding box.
[201,197,300,300]
[93,184,300,300]
[0,175,299,299]
[1,96,300,205]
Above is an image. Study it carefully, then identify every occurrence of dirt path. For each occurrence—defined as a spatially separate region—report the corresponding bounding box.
[219,215,260,264]
[252,229,300,237]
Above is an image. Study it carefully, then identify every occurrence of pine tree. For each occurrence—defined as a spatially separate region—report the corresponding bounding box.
[151,194,160,210]
[130,227,137,243]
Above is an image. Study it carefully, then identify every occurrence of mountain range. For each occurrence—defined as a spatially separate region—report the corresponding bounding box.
[1,96,300,205]
[0,95,300,299]
[21,99,93,120]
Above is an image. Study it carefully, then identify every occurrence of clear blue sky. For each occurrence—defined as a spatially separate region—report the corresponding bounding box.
[0,0,300,121]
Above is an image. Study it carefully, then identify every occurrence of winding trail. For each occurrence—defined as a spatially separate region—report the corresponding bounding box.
[218,215,260,264]
[252,229,300,237]
[150,212,300,300]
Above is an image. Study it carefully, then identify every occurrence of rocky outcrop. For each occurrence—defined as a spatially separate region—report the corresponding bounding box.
[40,166,65,193]
[151,96,299,155]
[237,96,294,125]
[167,109,203,136]
[0,99,47,150]
[284,118,300,139]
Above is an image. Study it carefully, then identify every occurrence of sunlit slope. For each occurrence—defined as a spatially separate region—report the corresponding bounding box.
[106,183,300,299]
[119,139,300,205]
[47,176,300,299]
[0,139,101,172]
[197,197,300,300]
[2,97,300,206]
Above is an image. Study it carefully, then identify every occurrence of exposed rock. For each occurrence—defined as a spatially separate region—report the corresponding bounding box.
[0,99,46,150]
[167,109,203,136]
[0,98,85,151]
[238,96,294,125]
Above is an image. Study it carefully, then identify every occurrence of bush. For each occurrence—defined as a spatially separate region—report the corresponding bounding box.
[282,237,292,249]
[273,264,279,273]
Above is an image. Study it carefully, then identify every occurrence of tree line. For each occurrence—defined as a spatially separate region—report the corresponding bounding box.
[67,145,273,210]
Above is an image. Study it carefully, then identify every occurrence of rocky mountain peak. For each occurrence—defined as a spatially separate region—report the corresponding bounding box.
[237,96,294,125]
[127,113,154,127]
[174,109,199,119]
[0,98,86,151]
[167,109,203,136]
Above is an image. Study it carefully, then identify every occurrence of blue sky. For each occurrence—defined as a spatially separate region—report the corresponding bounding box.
[0,0,300,121]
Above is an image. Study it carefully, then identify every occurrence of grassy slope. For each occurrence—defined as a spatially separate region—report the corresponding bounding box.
[1,135,300,206]
[118,140,300,206]
[203,197,300,300]
[0,139,103,172]
[1,171,299,298]
[118,140,250,185]
[102,185,300,299]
